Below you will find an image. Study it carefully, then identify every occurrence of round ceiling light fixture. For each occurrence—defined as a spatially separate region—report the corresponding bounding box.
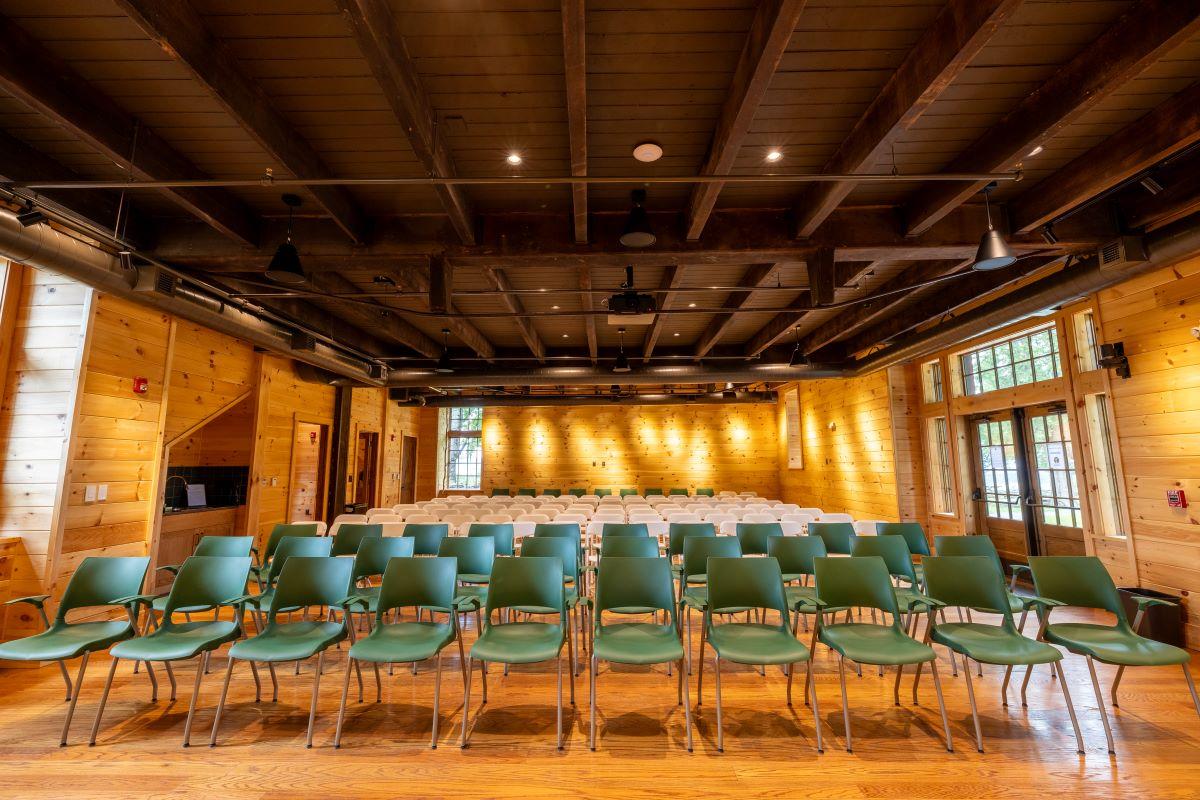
[506,153,523,165]
[766,149,783,163]
[632,141,663,163]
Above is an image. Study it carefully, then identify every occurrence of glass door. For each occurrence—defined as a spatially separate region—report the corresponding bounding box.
[1024,406,1086,556]
[969,414,1029,562]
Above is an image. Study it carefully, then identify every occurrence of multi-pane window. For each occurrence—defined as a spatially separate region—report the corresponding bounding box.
[1084,393,1125,536]
[920,360,944,404]
[975,418,1023,521]
[925,416,954,514]
[960,325,1062,396]
[1029,411,1082,528]
[442,407,483,490]
[1073,309,1101,372]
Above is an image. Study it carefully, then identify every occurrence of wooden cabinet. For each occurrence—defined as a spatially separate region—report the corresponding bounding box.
[154,507,242,591]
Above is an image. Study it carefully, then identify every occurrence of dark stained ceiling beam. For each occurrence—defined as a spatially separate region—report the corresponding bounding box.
[684,0,808,241]
[642,264,685,361]
[115,0,366,244]
[903,0,1200,237]
[1010,80,1200,234]
[738,247,830,357]
[578,264,598,362]
[480,266,545,361]
[306,271,441,357]
[394,261,496,360]
[1120,148,1200,232]
[561,0,588,244]
[0,13,258,245]
[693,262,781,358]
[334,0,476,245]
[792,0,1022,238]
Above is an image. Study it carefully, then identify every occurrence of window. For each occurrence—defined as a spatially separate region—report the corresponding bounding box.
[925,416,955,514]
[975,418,1023,521]
[920,360,944,404]
[1084,393,1126,536]
[1073,309,1101,372]
[960,324,1061,396]
[1029,410,1082,528]
[441,407,483,490]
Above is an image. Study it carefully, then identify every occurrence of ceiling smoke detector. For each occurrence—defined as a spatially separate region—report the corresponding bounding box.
[632,142,663,163]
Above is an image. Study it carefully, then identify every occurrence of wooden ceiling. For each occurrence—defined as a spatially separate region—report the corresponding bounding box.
[1,0,1199,387]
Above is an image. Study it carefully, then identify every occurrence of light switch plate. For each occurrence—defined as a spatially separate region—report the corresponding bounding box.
[97,484,108,501]
[84,484,97,503]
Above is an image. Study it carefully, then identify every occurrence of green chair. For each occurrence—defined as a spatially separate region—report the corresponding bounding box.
[644,488,664,496]
[813,555,952,753]
[347,537,416,615]
[590,556,691,751]
[695,488,715,497]
[92,556,253,747]
[877,522,931,557]
[668,488,689,496]
[439,536,495,613]
[701,556,821,752]
[768,536,847,631]
[668,522,716,564]
[735,521,783,556]
[331,523,382,558]
[601,522,649,538]
[150,535,254,620]
[517,488,537,496]
[1029,555,1200,754]
[0,556,150,745]
[468,522,515,557]
[567,488,586,497]
[679,536,743,670]
[593,488,613,497]
[211,555,356,748]
[336,556,465,749]
[921,556,1084,753]
[808,522,857,555]
[600,536,660,558]
[849,536,936,620]
[521,535,585,670]
[403,522,449,556]
[619,488,638,497]
[462,556,574,749]
[935,535,1034,622]
[542,489,562,497]
[250,523,318,588]
[490,487,511,497]
[241,536,334,624]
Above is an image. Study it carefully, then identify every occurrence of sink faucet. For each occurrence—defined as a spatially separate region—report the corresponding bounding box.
[164,475,188,509]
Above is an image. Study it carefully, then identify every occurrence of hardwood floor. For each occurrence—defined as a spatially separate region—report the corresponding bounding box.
[0,608,1197,799]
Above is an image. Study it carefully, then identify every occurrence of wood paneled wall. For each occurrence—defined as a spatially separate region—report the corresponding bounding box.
[480,404,778,496]
[381,403,425,506]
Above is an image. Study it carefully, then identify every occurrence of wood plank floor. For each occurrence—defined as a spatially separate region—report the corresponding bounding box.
[0,608,1197,799]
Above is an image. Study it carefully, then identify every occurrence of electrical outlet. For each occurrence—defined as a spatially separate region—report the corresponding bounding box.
[97,484,108,501]
[84,484,97,503]
[270,476,279,487]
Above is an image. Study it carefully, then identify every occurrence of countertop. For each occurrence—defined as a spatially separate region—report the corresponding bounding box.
[162,504,244,517]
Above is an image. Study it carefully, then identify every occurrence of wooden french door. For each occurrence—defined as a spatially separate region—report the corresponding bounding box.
[969,413,1029,563]
[1023,406,1086,557]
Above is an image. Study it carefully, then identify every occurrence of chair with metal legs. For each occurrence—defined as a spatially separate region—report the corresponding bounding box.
[330,523,382,558]
[678,536,744,676]
[402,523,450,556]
[877,522,932,586]
[467,522,516,557]
[210,555,356,748]
[519,536,585,672]
[807,522,857,556]
[734,521,784,556]
[439,536,496,617]
[334,556,466,749]
[813,555,954,753]
[143,536,254,633]
[0,556,150,746]
[1028,555,1200,754]
[90,556,252,747]
[461,556,574,750]
[249,523,319,589]
[920,555,1085,753]
[768,536,848,633]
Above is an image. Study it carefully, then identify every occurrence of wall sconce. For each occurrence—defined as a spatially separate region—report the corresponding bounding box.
[827,421,837,432]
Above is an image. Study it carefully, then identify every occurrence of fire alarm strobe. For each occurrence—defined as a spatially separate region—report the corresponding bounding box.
[1166,489,1187,509]
[132,376,149,395]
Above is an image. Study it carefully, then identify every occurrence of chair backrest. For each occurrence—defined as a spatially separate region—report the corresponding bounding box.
[668,521,717,557]
[331,522,382,557]
[593,488,613,497]
[467,522,516,557]
[351,536,415,582]
[814,556,902,619]
[267,556,355,622]
[163,556,252,622]
[595,557,676,623]
[933,534,1003,572]
[366,514,402,525]
[402,513,439,525]
[520,535,579,581]
[850,535,918,584]
[374,556,458,620]
[600,536,660,558]
[485,556,565,620]
[878,522,931,556]
[365,507,393,518]
[1029,555,1128,621]
[542,489,562,497]
[668,487,689,496]
[56,556,151,621]
[817,513,854,524]
[514,513,551,525]
[553,513,588,525]
[490,487,512,497]
[263,522,319,562]
[517,487,537,496]
[402,522,450,555]
[706,556,789,622]
[331,513,368,532]
[808,522,857,555]
[796,507,824,516]
[923,556,1017,622]
[619,488,638,497]
[768,535,827,577]
[193,535,254,558]
[266,535,333,586]
[478,513,514,525]
[438,535,495,578]
[533,521,582,540]
[602,522,649,537]
[567,488,586,497]
[694,487,714,497]
[681,535,742,581]
[735,521,784,555]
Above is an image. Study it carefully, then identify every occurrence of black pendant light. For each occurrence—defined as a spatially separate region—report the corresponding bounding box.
[619,189,656,248]
[434,328,454,373]
[972,185,1017,271]
[613,327,631,373]
[265,194,306,284]
[789,326,809,367]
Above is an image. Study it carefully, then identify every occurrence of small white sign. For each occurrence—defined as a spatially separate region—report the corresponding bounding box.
[185,483,207,508]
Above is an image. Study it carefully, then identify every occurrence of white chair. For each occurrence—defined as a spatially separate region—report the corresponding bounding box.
[736,492,757,498]
[553,513,589,526]
[514,513,551,526]
[365,507,393,518]
[566,504,595,519]
[328,513,368,538]
[744,503,774,514]
[816,513,854,524]
[403,513,439,525]
[368,514,403,525]
[478,513,514,524]
[468,494,488,501]
[286,520,327,536]
[378,522,405,538]
[392,504,420,517]
[666,513,703,525]
[781,512,816,529]
[742,512,778,524]
[442,513,475,534]
[717,491,737,497]
[796,507,824,517]
[853,520,886,536]
[578,495,601,503]
[704,512,737,529]
[443,495,469,503]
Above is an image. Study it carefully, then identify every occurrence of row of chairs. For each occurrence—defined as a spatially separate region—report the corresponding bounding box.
[487,488,724,498]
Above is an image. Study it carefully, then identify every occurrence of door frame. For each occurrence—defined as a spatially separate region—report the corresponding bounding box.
[399,435,418,505]
[288,412,333,523]
[966,410,1034,563]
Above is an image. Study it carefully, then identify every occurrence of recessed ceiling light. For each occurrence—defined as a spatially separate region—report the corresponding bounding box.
[551,304,560,309]
[766,150,783,162]
[562,333,569,338]
[632,141,663,163]
[506,153,522,165]
[688,302,696,308]
[673,332,680,337]
[1026,145,1044,157]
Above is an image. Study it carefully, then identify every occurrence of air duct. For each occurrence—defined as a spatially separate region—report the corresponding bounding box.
[403,391,778,408]
[385,362,844,389]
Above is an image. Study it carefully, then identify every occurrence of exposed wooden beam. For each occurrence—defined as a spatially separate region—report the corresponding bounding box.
[306,271,441,358]
[1011,81,1200,234]
[792,0,1021,238]
[904,0,1200,237]
[383,261,495,360]
[693,262,781,358]
[836,260,885,287]
[642,265,685,361]
[334,0,476,245]
[115,0,367,244]
[428,254,452,314]
[1121,148,1200,232]
[807,247,836,306]
[0,13,258,245]
[740,247,835,356]
[561,0,588,244]
[742,304,807,359]
[480,266,545,361]
[578,265,598,362]
[684,0,808,241]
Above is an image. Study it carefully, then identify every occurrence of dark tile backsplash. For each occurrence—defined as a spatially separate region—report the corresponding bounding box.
[165,466,249,509]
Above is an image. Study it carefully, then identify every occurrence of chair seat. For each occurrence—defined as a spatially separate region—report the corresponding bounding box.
[228,621,346,663]
[593,623,684,665]
[459,574,491,585]
[471,621,564,664]
[111,621,240,662]
[0,621,133,662]
[783,585,847,615]
[349,621,455,664]
[679,587,750,615]
[931,622,1061,666]
[819,623,935,666]
[1044,622,1190,667]
[514,586,580,615]
[707,623,810,665]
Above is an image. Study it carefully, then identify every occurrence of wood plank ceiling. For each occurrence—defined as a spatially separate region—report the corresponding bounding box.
[1,0,1200,392]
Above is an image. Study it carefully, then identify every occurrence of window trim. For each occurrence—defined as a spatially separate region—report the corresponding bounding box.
[440,407,484,491]
[956,322,1062,398]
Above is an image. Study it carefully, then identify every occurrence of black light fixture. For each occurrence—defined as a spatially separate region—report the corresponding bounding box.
[16,200,46,228]
[788,326,808,367]
[972,184,1017,271]
[613,327,631,373]
[619,189,656,248]
[435,328,454,373]
[265,194,306,284]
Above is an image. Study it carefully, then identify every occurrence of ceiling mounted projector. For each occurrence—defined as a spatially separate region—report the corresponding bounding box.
[606,265,658,325]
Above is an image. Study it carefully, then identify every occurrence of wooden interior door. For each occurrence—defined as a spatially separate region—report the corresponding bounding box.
[290,421,328,522]
[969,413,1030,563]
[399,435,417,504]
[354,430,380,506]
[1023,405,1087,556]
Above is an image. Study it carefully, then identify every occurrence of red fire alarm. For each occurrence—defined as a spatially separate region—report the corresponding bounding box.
[132,376,149,395]
[1167,489,1188,509]
[309,431,318,444]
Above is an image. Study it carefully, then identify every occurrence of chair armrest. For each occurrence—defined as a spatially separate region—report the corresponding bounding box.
[1023,595,1065,609]
[112,593,161,608]
[225,593,264,609]
[1008,563,1032,590]
[3,594,50,608]
[155,564,182,576]
[1130,594,1176,610]
[339,595,371,610]
[793,597,823,613]
[905,593,945,610]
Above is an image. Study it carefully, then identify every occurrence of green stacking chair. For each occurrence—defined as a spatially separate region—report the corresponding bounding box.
[462,556,573,749]
[668,522,717,591]
[695,488,715,497]
[813,555,953,753]
[534,521,586,598]
[92,556,252,747]
[250,523,318,588]
[768,536,847,631]
[600,536,660,559]
[331,523,382,558]
[439,536,495,613]
[850,536,936,622]
[808,522,857,555]
[346,537,415,615]
[239,536,333,627]
[601,522,649,538]
[702,556,821,753]
[521,535,585,670]
[1029,555,1200,754]
[644,488,664,496]
[591,556,691,751]
[619,488,638,497]
[568,488,586,497]
[336,556,465,749]
[879,522,931,587]
[468,522,515,557]
[735,521,784,556]
[517,488,537,496]
[935,535,1034,623]
[679,536,743,671]
[149,535,254,622]
[0,556,150,745]
[542,489,562,497]
[668,488,689,496]
[490,487,511,497]
[210,555,356,748]
[921,556,1085,753]
[403,522,449,556]
[593,488,613,497]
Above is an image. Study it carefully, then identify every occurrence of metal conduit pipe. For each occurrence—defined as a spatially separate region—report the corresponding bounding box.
[385,362,845,388]
[400,390,778,408]
[0,209,379,383]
